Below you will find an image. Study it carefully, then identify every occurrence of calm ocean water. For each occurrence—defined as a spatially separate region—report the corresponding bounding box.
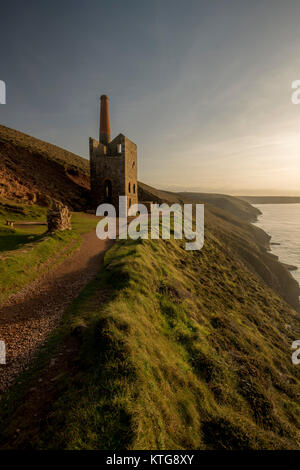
[253,204,300,286]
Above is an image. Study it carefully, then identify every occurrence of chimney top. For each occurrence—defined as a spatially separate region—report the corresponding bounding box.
[99,94,111,145]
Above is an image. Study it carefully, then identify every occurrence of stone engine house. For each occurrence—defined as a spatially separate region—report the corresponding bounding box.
[89,95,138,210]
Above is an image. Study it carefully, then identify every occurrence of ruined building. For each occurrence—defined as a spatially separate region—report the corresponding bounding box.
[89,95,138,210]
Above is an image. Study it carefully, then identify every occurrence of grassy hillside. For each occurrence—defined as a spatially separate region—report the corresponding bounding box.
[0,125,90,209]
[0,128,299,450]
[139,183,300,311]
[0,124,89,175]
[0,200,97,302]
[0,229,299,449]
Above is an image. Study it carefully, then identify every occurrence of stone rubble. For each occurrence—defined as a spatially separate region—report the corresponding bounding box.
[47,201,72,232]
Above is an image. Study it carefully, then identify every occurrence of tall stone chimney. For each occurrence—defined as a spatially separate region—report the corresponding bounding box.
[99,94,111,146]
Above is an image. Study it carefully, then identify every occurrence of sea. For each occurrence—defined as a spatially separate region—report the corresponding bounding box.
[253,204,300,287]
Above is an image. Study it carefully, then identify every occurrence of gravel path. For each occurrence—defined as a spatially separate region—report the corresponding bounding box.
[0,231,113,394]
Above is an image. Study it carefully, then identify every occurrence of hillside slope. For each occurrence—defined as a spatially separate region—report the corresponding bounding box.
[0,125,90,209]
[139,183,300,311]
[0,124,298,310]
[0,125,299,309]
[0,130,299,449]
[0,231,299,449]
[138,184,261,222]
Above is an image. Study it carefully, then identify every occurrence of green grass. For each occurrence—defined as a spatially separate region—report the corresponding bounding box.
[0,199,47,250]
[0,228,46,252]
[0,201,98,302]
[0,198,47,223]
[1,233,299,449]
[71,211,98,234]
[0,230,81,302]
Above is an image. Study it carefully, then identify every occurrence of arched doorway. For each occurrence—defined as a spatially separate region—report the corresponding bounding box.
[104,179,112,203]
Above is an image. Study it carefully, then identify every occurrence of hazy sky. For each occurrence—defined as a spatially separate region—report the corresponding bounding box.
[1,0,300,195]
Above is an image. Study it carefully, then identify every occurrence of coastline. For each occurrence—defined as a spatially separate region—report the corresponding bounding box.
[250,203,300,311]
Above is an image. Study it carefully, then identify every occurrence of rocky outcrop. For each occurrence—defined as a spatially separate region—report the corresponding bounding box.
[47,202,72,232]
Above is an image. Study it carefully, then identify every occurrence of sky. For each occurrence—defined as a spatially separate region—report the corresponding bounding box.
[1,0,300,195]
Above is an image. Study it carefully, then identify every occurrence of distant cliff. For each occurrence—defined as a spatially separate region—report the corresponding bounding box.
[139,183,300,312]
[240,196,300,204]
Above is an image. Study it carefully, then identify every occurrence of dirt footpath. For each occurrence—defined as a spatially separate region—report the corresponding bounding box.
[0,231,113,393]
